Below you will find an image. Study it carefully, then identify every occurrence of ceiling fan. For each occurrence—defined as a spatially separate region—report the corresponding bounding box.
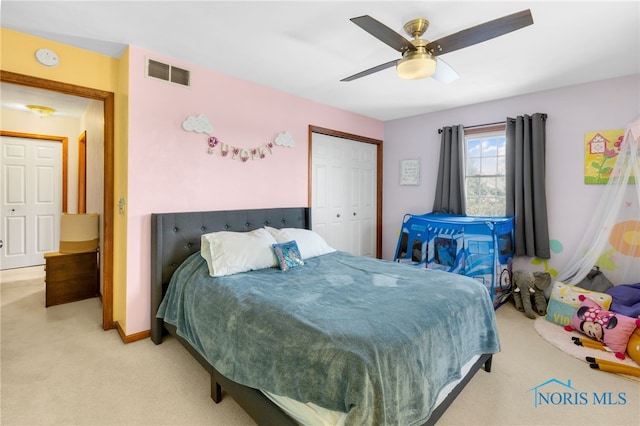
[341,9,533,83]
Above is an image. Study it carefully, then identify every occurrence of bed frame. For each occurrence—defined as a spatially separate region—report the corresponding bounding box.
[150,207,493,426]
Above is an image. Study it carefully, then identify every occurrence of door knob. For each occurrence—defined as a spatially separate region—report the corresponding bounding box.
[336,214,341,218]
[353,212,357,216]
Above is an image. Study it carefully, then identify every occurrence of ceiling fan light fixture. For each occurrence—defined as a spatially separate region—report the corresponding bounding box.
[26,104,56,117]
[396,51,436,80]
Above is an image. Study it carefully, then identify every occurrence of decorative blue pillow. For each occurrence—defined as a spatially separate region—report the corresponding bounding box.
[272,240,304,272]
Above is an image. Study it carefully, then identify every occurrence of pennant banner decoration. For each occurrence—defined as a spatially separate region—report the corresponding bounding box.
[205,130,294,163]
[183,114,294,163]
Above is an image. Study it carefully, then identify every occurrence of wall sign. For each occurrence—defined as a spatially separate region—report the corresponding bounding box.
[400,159,420,185]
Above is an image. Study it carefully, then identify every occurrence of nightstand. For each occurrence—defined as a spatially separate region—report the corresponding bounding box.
[44,251,99,307]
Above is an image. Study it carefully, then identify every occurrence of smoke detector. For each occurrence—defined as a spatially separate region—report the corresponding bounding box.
[35,48,59,67]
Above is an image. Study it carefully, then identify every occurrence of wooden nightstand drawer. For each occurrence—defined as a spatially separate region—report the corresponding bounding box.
[45,251,99,307]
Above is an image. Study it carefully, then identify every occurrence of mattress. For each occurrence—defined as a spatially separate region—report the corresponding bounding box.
[158,250,500,425]
[264,354,480,425]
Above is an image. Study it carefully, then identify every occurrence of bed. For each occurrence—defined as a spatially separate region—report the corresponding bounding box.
[151,207,499,425]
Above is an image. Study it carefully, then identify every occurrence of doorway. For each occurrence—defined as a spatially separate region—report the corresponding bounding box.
[0,70,115,331]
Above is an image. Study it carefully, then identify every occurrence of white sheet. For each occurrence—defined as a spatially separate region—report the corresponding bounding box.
[264,355,480,425]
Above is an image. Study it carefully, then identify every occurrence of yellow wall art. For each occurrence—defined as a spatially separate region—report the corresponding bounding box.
[584,129,625,184]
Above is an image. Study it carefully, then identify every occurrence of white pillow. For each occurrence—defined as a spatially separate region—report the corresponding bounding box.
[201,228,278,277]
[264,227,336,259]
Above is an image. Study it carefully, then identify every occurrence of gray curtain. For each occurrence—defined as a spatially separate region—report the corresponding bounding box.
[433,124,466,214]
[505,113,550,259]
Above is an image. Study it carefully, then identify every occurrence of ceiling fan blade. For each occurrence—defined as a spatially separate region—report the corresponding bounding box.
[341,59,398,82]
[426,9,533,56]
[350,15,416,53]
[431,57,459,84]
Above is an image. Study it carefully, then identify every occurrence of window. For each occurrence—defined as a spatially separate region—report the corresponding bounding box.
[464,127,506,216]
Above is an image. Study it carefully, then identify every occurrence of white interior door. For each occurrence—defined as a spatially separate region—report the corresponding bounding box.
[1,137,61,270]
[347,139,376,257]
[312,133,376,257]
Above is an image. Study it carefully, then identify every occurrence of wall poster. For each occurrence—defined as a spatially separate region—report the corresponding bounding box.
[400,159,420,186]
[584,129,625,184]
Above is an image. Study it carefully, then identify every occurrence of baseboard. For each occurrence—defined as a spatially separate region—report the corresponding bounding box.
[115,321,151,343]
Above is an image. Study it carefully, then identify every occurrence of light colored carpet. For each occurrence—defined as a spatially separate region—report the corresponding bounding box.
[1,276,254,426]
[2,273,639,426]
[534,317,640,382]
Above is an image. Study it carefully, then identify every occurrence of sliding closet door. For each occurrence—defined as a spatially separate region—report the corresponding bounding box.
[311,133,376,257]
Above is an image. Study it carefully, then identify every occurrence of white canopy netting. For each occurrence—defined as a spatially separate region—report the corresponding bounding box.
[556,116,640,286]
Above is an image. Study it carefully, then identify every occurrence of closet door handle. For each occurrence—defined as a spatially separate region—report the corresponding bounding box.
[336,213,341,218]
[353,212,357,216]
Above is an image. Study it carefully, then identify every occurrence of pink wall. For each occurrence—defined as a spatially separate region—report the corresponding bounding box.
[383,74,640,275]
[126,46,383,334]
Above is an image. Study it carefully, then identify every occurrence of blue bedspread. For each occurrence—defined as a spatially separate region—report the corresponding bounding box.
[158,251,500,425]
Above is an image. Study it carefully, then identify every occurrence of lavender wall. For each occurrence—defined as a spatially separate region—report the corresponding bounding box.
[383,74,640,277]
[126,46,383,334]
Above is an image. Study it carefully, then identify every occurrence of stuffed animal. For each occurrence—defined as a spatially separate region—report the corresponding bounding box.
[512,271,552,319]
[532,271,552,315]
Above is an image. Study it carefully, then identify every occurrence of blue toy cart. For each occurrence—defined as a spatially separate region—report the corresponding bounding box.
[394,212,515,308]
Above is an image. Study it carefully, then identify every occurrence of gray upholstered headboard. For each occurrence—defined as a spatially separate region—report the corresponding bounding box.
[150,207,310,343]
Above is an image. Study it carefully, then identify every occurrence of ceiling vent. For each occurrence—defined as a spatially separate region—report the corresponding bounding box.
[146,58,191,87]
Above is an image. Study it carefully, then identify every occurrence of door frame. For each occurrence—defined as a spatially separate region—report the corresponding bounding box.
[308,125,383,258]
[1,70,115,331]
[78,130,87,213]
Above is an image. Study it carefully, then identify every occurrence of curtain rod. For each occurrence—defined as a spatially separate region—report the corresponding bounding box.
[438,121,506,134]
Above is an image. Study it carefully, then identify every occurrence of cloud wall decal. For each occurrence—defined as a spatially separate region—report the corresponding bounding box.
[182,114,213,134]
[274,131,295,147]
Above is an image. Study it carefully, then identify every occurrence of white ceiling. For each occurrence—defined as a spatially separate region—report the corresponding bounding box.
[1,1,639,121]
